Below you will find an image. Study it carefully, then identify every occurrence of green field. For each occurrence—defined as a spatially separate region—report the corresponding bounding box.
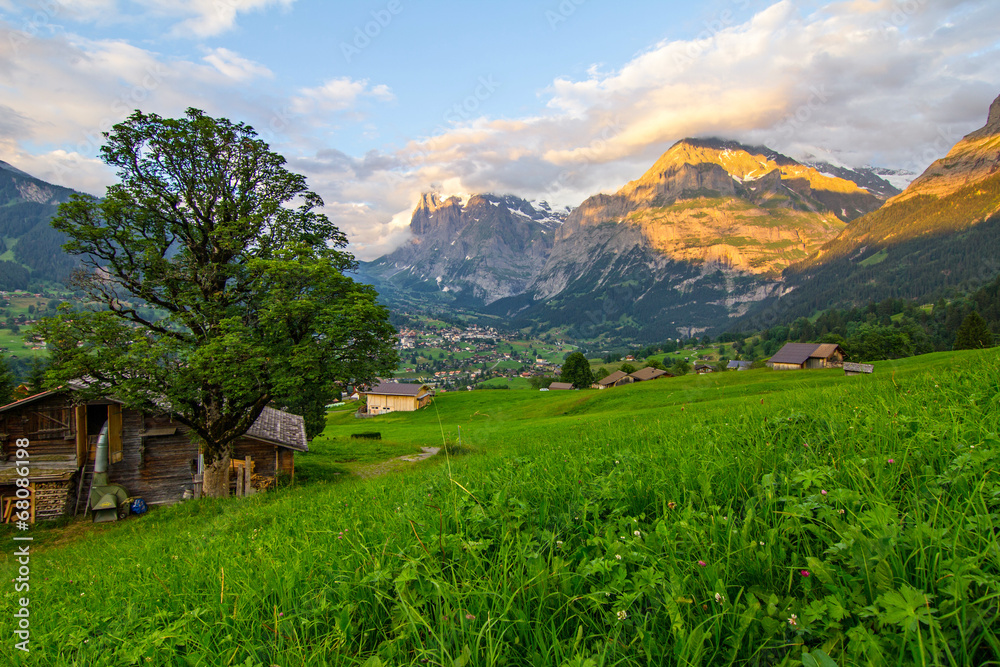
[2,349,999,665]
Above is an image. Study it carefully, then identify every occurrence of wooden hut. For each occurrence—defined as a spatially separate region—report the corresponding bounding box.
[0,387,307,522]
[843,362,875,376]
[362,382,433,415]
[592,370,634,389]
[766,343,845,371]
[628,367,671,382]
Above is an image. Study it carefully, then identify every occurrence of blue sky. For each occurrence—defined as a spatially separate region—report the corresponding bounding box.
[1,0,998,257]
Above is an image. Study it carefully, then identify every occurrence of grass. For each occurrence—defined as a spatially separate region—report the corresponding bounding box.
[2,349,999,665]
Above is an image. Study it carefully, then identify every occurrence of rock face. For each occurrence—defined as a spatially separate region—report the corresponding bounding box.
[364,138,893,340]
[362,193,567,305]
[551,138,888,278]
[742,93,1000,329]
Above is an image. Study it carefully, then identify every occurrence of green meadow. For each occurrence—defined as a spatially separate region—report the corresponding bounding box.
[2,349,999,666]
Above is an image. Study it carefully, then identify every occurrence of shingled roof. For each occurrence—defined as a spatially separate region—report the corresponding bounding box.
[769,343,845,366]
[245,406,308,452]
[629,367,669,381]
[595,370,630,387]
[365,381,432,397]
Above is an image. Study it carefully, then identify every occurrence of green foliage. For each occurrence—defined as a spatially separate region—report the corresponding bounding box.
[671,358,692,375]
[618,362,637,374]
[560,351,595,389]
[38,109,398,461]
[0,356,15,404]
[954,310,994,350]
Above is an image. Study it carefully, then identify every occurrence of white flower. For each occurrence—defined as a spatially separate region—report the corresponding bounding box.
[617,610,627,621]
[788,614,798,627]
[759,541,765,547]
[556,541,563,548]
[715,592,724,603]
[633,530,641,537]
[615,554,622,560]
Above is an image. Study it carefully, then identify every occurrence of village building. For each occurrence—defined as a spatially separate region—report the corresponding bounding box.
[628,367,671,382]
[727,360,753,371]
[694,363,716,374]
[362,382,433,415]
[767,343,846,371]
[0,387,307,522]
[843,362,875,376]
[592,370,635,389]
[547,382,574,391]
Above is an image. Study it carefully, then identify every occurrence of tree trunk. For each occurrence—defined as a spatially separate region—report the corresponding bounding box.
[202,450,231,498]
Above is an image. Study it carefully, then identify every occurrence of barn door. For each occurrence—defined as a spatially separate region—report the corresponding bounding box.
[108,404,123,464]
[74,405,88,467]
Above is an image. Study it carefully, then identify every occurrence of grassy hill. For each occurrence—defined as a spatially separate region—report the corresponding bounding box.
[3,350,999,665]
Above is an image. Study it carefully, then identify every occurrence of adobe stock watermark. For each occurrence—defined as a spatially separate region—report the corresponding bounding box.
[341,0,403,64]
[377,74,502,188]
[878,0,930,39]
[7,0,66,57]
[761,85,829,147]
[11,436,33,653]
[48,64,168,184]
[670,0,755,69]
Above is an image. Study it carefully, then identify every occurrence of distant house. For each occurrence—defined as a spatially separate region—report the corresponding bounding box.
[363,382,433,415]
[592,371,634,389]
[843,362,874,376]
[727,360,753,371]
[629,367,671,382]
[694,363,715,374]
[547,382,575,391]
[767,343,845,371]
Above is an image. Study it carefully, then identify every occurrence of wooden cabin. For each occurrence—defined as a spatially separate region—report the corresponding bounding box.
[628,367,672,382]
[592,371,634,389]
[363,382,433,415]
[0,388,307,522]
[766,343,846,371]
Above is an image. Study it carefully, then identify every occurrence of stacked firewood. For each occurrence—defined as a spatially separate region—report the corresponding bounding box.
[34,482,71,520]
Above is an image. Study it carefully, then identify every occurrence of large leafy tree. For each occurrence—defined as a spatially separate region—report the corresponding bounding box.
[560,351,594,389]
[39,108,398,496]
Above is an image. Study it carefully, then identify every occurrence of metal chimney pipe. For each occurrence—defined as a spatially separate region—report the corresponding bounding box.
[93,422,110,486]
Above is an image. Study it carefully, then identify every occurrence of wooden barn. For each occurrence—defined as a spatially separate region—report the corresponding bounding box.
[592,370,634,389]
[766,343,846,371]
[0,387,307,522]
[844,362,875,376]
[363,382,433,415]
[547,382,575,391]
[628,367,672,382]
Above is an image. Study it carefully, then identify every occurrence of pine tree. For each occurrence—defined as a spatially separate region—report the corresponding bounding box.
[954,311,994,350]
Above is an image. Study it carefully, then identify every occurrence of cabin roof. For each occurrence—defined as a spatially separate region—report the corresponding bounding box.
[548,382,574,390]
[245,406,309,452]
[629,367,668,381]
[365,381,431,398]
[596,370,629,386]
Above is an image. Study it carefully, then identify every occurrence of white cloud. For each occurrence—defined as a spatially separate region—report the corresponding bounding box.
[166,0,297,38]
[291,78,395,115]
[202,47,272,81]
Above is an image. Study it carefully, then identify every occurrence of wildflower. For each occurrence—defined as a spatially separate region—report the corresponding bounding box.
[279,612,284,617]
[820,490,827,495]
[617,610,627,621]
[80,593,85,596]
[788,614,798,627]
[838,509,845,515]
[556,541,563,548]
[697,560,707,567]
[715,592,724,603]
[888,459,895,464]
[465,613,476,620]
[668,501,677,510]
[759,541,765,547]
[800,570,810,577]
[615,554,622,560]
[633,530,641,537]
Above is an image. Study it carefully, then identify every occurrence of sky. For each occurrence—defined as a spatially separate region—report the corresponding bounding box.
[1,0,998,259]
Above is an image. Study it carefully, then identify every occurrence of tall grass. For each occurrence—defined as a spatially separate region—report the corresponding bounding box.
[2,350,999,666]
